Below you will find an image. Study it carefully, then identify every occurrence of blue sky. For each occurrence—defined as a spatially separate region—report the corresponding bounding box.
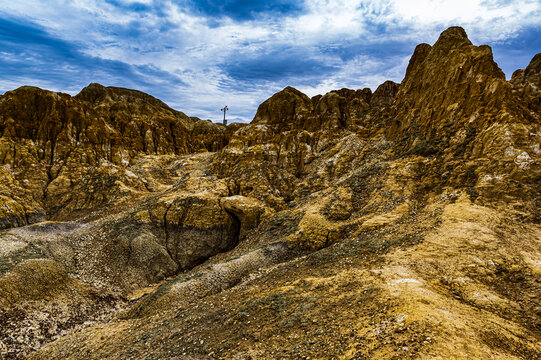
[0,0,540,122]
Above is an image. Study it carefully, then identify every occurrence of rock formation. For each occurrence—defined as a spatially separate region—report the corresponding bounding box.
[0,27,540,359]
[0,83,225,229]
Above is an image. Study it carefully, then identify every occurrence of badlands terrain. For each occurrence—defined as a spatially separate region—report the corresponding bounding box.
[0,27,540,359]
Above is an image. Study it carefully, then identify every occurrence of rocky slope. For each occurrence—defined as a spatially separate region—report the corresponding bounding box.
[0,83,225,229]
[0,27,540,359]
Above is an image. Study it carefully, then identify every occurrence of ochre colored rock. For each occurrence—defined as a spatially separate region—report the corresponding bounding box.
[0,84,226,229]
[511,53,541,112]
[221,195,268,237]
[370,80,400,106]
[2,26,541,360]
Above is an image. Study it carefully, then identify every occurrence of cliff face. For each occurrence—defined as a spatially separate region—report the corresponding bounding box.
[0,83,225,229]
[1,27,540,359]
[212,79,400,210]
[386,27,541,216]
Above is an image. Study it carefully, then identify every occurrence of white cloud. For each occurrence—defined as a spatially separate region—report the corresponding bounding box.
[115,0,154,4]
[0,0,539,122]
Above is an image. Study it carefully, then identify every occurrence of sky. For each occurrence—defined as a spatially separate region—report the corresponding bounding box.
[0,0,540,123]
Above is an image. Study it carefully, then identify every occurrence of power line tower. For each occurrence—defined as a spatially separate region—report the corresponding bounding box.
[221,105,229,127]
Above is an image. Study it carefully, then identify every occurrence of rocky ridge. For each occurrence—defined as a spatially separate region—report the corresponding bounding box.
[0,83,225,228]
[0,27,540,359]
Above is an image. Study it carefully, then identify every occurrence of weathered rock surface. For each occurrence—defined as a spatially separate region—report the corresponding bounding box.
[511,53,541,112]
[0,257,118,358]
[1,27,540,359]
[0,83,226,229]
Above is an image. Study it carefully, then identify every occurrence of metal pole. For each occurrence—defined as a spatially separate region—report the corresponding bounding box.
[221,105,229,127]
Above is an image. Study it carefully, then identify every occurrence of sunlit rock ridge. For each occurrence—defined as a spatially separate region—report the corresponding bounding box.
[0,27,540,359]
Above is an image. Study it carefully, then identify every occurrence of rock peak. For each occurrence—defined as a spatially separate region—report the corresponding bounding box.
[76,83,174,111]
[371,80,400,106]
[510,52,541,112]
[281,86,307,96]
[404,43,432,79]
[252,86,312,126]
[437,26,470,42]
[433,26,472,53]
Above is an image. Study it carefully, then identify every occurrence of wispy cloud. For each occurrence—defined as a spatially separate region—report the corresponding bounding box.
[0,0,539,122]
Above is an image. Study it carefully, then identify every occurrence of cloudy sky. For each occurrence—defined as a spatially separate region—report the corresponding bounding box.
[0,0,540,122]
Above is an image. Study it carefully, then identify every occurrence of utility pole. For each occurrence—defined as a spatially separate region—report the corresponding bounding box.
[221,105,229,127]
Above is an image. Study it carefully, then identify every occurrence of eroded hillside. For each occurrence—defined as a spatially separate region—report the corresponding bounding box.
[0,27,540,359]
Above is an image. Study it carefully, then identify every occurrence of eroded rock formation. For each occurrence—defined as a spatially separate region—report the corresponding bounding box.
[1,27,540,359]
[0,84,225,229]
